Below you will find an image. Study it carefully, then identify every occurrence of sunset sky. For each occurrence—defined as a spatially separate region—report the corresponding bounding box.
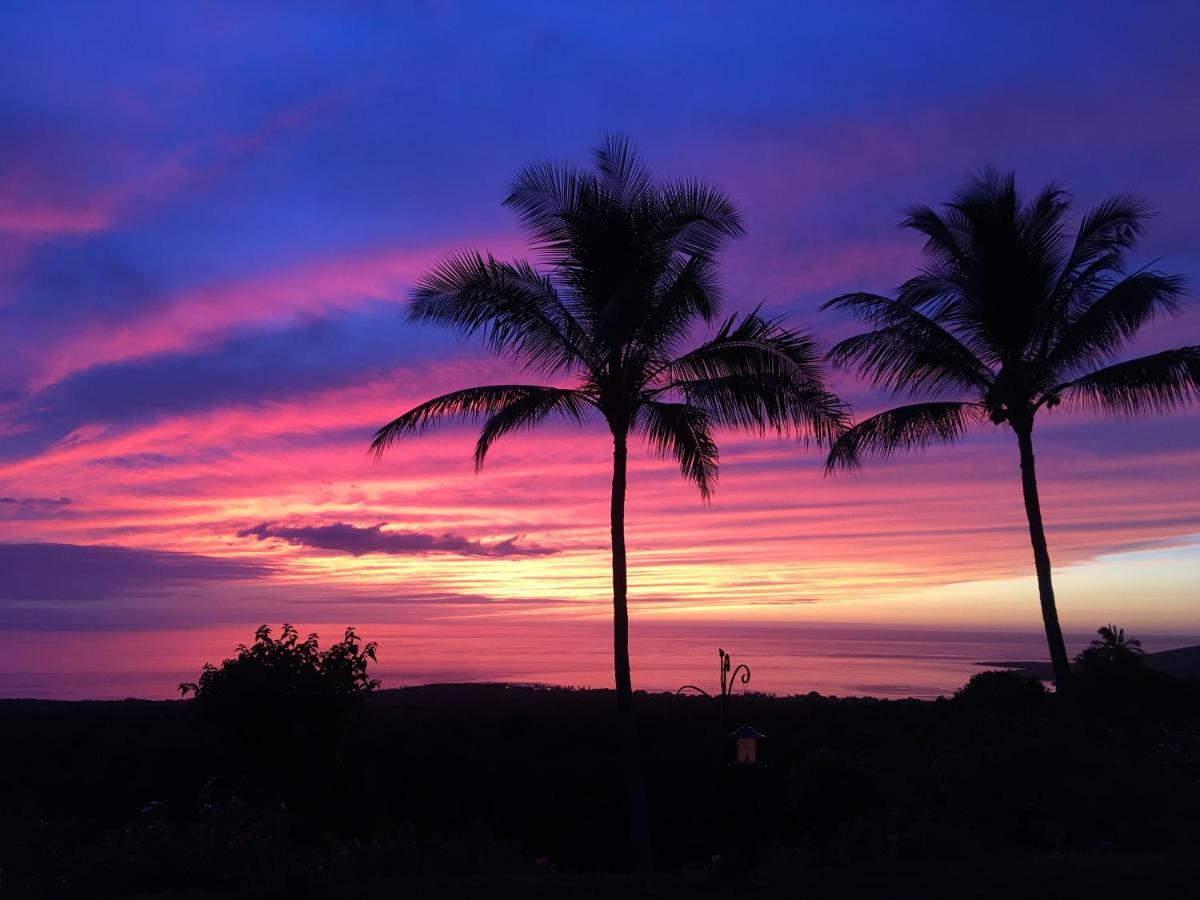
[2,0,1198,656]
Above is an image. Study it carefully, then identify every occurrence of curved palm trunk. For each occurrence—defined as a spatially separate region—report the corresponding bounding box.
[1015,427,1073,697]
[610,428,652,869]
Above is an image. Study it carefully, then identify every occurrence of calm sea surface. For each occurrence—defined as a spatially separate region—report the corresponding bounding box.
[1,621,1195,701]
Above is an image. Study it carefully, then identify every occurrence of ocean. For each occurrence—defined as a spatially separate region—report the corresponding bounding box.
[1,620,1195,701]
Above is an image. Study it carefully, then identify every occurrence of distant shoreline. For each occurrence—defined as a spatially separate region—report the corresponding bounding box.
[981,644,1200,681]
[5,633,1198,703]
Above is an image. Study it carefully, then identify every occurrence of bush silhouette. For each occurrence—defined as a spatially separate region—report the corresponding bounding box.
[1075,624,1144,673]
[180,623,378,707]
[954,670,1048,712]
[180,624,379,807]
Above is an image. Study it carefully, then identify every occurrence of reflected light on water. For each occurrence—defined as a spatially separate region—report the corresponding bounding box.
[3,621,1196,701]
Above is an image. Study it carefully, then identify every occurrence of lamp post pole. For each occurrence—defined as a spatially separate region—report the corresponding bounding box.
[676,648,752,734]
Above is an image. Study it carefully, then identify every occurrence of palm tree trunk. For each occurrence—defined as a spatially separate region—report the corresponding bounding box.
[1015,426,1073,697]
[612,431,633,711]
[610,427,652,869]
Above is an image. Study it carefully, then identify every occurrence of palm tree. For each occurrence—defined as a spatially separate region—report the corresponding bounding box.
[823,169,1196,698]
[1075,623,1144,670]
[371,136,848,863]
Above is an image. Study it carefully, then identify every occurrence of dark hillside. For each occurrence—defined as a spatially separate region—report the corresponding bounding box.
[983,643,1200,681]
[3,674,1200,897]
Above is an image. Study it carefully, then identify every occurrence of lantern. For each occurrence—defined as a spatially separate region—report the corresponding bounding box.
[729,725,764,765]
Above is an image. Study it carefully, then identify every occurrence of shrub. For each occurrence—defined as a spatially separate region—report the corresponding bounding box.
[180,623,379,706]
[953,670,1047,712]
[1074,624,1144,674]
[180,624,379,808]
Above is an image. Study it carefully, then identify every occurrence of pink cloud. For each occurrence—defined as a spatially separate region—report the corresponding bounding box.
[0,92,353,275]
[0,203,110,235]
[3,348,1197,624]
[32,234,522,388]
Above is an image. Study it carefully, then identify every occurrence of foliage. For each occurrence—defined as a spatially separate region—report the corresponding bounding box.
[823,169,1195,469]
[954,670,1048,712]
[178,625,379,817]
[1074,624,1144,671]
[1069,626,1182,730]
[6,680,1200,896]
[371,134,848,498]
[180,624,379,706]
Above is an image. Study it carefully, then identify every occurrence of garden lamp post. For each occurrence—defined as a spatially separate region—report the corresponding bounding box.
[730,725,764,765]
[677,648,752,731]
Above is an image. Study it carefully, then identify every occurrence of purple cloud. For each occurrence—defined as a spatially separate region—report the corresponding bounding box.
[0,542,273,603]
[0,496,71,519]
[237,521,558,559]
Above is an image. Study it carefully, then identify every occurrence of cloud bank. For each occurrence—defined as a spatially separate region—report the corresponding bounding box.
[0,496,71,519]
[237,521,558,559]
[0,542,273,603]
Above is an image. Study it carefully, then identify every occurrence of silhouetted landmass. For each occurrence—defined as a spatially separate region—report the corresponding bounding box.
[3,670,1200,898]
[123,851,1200,899]
[982,643,1200,681]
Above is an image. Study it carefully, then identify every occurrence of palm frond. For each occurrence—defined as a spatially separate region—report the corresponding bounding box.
[825,402,984,472]
[894,270,981,345]
[673,373,849,445]
[473,387,593,470]
[1018,179,1070,265]
[371,385,580,457]
[900,204,969,273]
[630,253,723,356]
[667,310,826,382]
[951,166,1017,222]
[655,311,849,444]
[1057,194,1153,282]
[1053,346,1200,416]
[1044,270,1187,378]
[592,133,654,206]
[656,177,745,258]
[408,251,593,374]
[503,158,589,256]
[824,292,994,395]
[636,401,719,500]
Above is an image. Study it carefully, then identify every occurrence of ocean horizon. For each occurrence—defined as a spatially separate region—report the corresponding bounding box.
[4,621,1197,702]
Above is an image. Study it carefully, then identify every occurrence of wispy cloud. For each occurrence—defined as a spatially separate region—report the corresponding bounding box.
[237,521,558,559]
[0,495,71,519]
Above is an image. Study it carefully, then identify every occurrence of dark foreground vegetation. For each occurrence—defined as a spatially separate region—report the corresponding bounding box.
[4,632,1200,898]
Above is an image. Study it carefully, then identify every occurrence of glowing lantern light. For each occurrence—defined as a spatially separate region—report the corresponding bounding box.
[730,725,764,765]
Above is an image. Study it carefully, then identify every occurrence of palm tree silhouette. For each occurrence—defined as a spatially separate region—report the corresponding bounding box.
[824,169,1196,698]
[1076,623,1144,669]
[371,136,848,863]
